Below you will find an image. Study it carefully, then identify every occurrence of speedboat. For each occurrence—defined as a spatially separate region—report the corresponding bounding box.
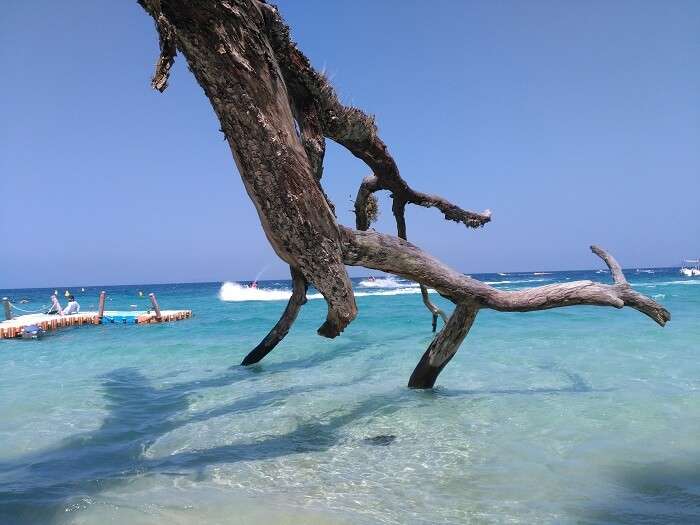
[680,259,700,277]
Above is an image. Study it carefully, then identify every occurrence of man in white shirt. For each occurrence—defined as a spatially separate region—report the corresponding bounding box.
[62,295,80,315]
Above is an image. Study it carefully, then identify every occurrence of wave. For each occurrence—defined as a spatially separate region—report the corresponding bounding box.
[533,272,551,275]
[636,269,655,274]
[219,281,429,302]
[358,276,419,289]
[497,272,508,276]
[484,279,550,285]
[220,274,564,302]
[218,282,294,301]
[353,288,427,298]
[634,280,700,288]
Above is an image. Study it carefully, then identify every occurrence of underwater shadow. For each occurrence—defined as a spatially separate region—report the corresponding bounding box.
[0,353,604,524]
[434,367,613,397]
[574,460,700,524]
[0,364,379,524]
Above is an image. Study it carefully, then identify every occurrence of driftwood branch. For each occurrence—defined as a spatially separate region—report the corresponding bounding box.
[241,266,308,366]
[138,0,177,92]
[138,0,670,387]
[590,244,626,284]
[421,285,448,332]
[145,0,357,339]
[354,175,380,231]
[339,227,670,327]
[355,176,448,330]
[260,2,491,231]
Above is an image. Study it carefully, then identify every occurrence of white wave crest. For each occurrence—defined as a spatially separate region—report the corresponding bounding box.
[635,280,700,288]
[219,281,429,302]
[354,287,426,297]
[358,276,419,289]
[218,282,293,302]
[533,272,551,275]
[484,279,549,285]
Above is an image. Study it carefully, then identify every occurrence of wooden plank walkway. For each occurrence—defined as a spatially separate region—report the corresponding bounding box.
[0,310,192,339]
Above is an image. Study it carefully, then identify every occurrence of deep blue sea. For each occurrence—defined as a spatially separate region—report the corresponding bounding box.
[1,268,698,524]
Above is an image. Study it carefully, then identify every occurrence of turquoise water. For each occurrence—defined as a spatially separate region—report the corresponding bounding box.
[1,269,699,524]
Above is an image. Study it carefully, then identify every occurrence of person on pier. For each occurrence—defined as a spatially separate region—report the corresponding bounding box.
[62,295,80,315]
[46,295,64,316]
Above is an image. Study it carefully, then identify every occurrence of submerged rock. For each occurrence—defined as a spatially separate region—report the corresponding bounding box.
[362,434,396,446]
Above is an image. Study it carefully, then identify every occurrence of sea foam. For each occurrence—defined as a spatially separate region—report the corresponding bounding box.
[218,282,293,302]
[218,281,427,302]
[358,277,419,289]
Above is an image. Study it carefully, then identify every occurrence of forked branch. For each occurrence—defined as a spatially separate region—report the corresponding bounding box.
[138,0,669,389]
[590,244,626,284]
[260,3,490,230]
[339,227,670,327]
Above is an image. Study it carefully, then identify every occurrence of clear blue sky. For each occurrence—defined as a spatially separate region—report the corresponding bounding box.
[1,1,698,288]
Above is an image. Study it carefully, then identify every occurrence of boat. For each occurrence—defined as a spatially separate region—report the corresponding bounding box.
[680,259,700,277]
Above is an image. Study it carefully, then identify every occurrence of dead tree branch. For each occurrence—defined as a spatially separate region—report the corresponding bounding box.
[591,244,626,284]
[138,0,177,92]
[259,2,491,230]
[339,227,670,327]
[138,0,670,388]
[421,285,448,332]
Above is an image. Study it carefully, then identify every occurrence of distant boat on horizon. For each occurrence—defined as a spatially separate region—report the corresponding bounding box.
[680,259,700,277]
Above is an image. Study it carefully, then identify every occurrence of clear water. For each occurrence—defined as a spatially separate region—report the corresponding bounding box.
[1,269,698,524]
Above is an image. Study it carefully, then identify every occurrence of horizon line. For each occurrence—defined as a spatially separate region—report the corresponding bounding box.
[0,265,684,292]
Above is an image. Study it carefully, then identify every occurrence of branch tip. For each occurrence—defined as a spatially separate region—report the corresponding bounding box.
[590,245,626,285]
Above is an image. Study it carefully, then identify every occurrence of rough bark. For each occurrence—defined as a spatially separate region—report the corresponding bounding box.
[259,3,492,231]
[139,0,355,338]
[138,0,670,388]
[241,266,308,366]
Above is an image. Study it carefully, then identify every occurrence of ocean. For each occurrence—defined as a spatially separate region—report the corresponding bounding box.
[0,268,698,524]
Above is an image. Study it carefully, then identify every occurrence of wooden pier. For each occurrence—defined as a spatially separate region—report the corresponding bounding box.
[0,310,192,339]
[1,292,192,339]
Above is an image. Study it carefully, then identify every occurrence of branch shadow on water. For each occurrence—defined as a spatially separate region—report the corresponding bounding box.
[0,339,386,524]
[433,366,612,397]
[0,346,605,524]
[574,460,700,524]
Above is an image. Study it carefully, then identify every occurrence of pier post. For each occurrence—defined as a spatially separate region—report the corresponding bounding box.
[2,298,11,320]
[149,293,162,320]
[97,291,106,320]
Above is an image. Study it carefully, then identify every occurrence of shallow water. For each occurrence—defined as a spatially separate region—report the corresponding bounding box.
[1,269,699,524]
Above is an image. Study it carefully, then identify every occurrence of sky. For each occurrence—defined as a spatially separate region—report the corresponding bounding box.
[1,1,698,289]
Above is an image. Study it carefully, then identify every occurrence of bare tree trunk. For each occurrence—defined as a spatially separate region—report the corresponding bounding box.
[137,0,670,388]
[139,0,355,339]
